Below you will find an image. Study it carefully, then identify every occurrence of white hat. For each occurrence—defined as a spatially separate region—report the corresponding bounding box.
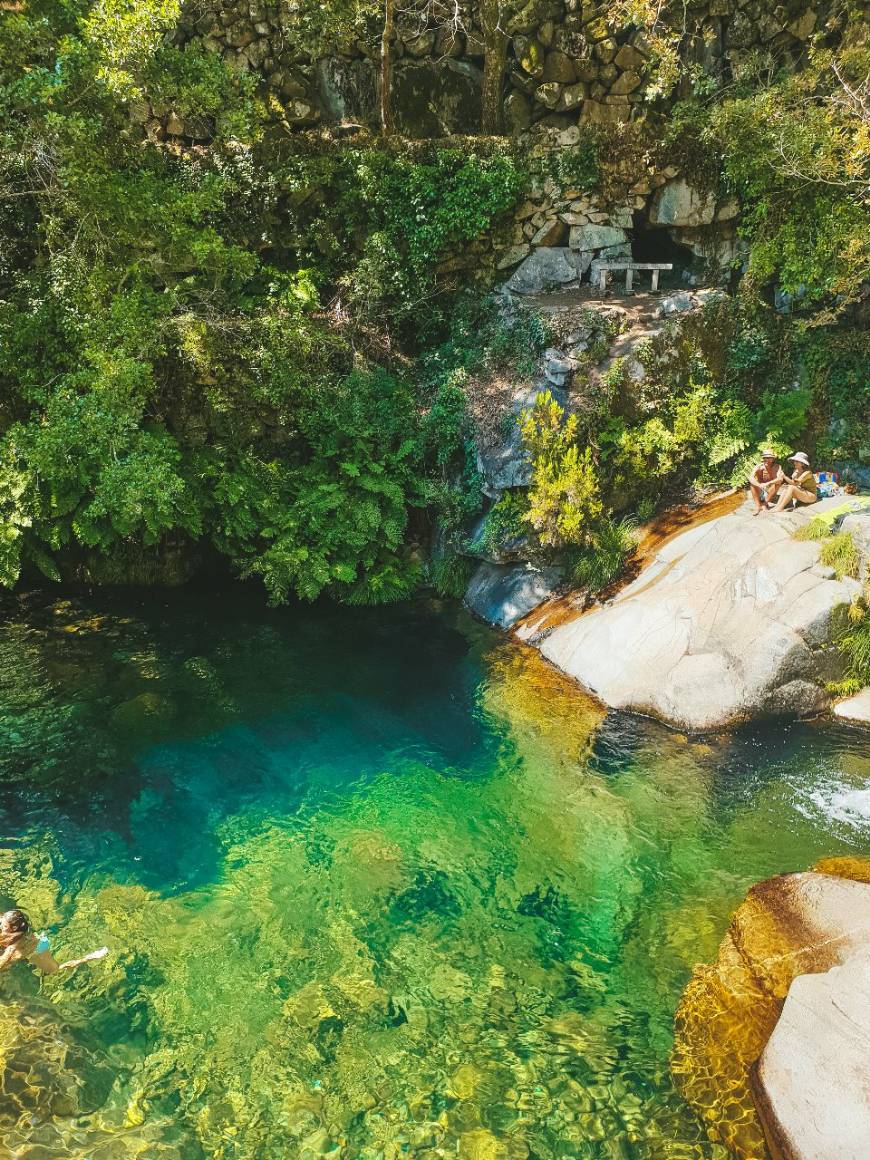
[789,451,810,466]
[760,449,776,459]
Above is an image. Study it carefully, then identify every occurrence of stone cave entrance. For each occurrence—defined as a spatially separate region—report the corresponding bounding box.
[630,213,697,287]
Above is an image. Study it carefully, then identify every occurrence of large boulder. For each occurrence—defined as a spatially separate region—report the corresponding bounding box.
[567,223,628,252]
[650,177,717,227]
[504,247,590,295]
[672,865,870,1157]
[465,562,561,629]
[752,955,870,1159]
[393,60,482,136]
[537,500,862,731]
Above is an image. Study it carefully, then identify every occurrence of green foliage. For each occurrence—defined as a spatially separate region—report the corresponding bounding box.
[707,31,870,309]
[0,0,524,602]
[634,495,658,524]
[1,0,866,606]
[283,147,524,331]
[568,517,637,594]
[819,532,861,581]
[228,369,426,605]
[793,518,831,543]
[481,492,529,554]
[427,549,474,598]
[535,137,600,192]
[799,328,870,459]
[417,295,553,547]
[603,381,717,496]
[836,598,870,688]
[421,294,552,382]
[520,392,603,549]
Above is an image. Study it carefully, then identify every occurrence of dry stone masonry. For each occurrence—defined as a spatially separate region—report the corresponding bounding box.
[165,0,826,139]
[135,0,829,286]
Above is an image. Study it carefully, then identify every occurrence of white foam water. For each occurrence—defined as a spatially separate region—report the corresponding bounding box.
[794,781,870,834]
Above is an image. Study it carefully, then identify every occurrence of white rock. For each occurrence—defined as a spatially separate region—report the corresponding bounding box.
[650,177,716,227]
[834,688,870,727]
[568,223,628,252]
[537,502,859,731]
[655,291,695,316]
[504,247,590,294]
[753,955,870,1160]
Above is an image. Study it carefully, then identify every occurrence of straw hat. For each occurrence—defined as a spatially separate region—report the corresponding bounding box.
[760,449,776,459]
[789,451,810,466]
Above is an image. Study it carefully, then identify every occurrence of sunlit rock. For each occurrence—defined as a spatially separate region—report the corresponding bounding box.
[672,863,870,1156]
[752,954,870,1159]
[538,499,862,730]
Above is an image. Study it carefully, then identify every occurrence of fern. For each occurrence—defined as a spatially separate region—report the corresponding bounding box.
[707,434,749,466]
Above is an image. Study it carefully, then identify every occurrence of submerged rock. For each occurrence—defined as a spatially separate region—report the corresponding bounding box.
[672,863,870,1157]
[537,499,862,731]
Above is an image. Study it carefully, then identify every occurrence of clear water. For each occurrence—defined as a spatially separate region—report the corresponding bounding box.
[0,589,868,1159]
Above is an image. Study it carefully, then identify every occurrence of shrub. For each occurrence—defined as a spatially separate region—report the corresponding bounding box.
[569,517,637,595]
[427,550,474,598]
[481,492,529,554]
[836,599,870,689]
[520,392,603,549]
[793,518,831,542]
[819,532,860,581]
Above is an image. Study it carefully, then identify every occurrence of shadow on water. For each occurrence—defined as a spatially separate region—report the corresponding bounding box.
[1,589,503,894]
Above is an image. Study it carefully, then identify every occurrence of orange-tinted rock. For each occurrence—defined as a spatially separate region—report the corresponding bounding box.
[671,870,870,1157]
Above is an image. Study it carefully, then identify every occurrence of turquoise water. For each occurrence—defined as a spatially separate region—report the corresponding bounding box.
[0,588,868,1158]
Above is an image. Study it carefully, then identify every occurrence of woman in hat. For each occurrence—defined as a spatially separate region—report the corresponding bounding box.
[772,452,817,512]
[748,449,783,514]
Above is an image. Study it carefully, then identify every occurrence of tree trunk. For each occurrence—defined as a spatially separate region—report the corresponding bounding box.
[480,0,507,135]
[380,0,395,136]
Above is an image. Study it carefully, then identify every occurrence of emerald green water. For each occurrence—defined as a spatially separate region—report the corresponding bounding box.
[1,589,868,1159]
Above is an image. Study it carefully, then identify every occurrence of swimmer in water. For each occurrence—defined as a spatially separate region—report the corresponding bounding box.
[0,909,108,974]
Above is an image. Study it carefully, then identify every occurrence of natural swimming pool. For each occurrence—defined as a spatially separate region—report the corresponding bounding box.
[1,589,868,1158]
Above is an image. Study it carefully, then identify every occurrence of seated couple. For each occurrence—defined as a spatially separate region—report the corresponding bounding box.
[748,450,817,515]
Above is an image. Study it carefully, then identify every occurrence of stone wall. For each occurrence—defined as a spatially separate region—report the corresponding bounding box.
[165,0,826,139]
[145,0,826,289]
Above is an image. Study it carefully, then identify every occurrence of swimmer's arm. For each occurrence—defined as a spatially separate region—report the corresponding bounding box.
[51,948,109,972]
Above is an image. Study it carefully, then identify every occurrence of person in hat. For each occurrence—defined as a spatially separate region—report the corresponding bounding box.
[772,452,817,512]
[748,450,784,514]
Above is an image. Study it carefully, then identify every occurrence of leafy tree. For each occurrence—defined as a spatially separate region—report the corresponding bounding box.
[520,392,603,548]
[709,16,869,310]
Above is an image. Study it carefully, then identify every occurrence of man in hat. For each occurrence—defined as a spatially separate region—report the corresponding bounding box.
[772,452,817,512]
[748,449,783,514]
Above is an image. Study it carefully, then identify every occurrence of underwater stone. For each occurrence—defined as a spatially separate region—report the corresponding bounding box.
[673,868,870,1156]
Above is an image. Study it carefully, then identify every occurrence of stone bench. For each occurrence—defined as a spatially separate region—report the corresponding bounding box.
[595,262,673,293]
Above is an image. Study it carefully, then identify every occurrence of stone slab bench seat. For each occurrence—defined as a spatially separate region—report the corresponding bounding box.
[595,262,673,293]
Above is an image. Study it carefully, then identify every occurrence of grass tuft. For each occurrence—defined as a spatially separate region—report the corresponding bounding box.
[819,532,860,579]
